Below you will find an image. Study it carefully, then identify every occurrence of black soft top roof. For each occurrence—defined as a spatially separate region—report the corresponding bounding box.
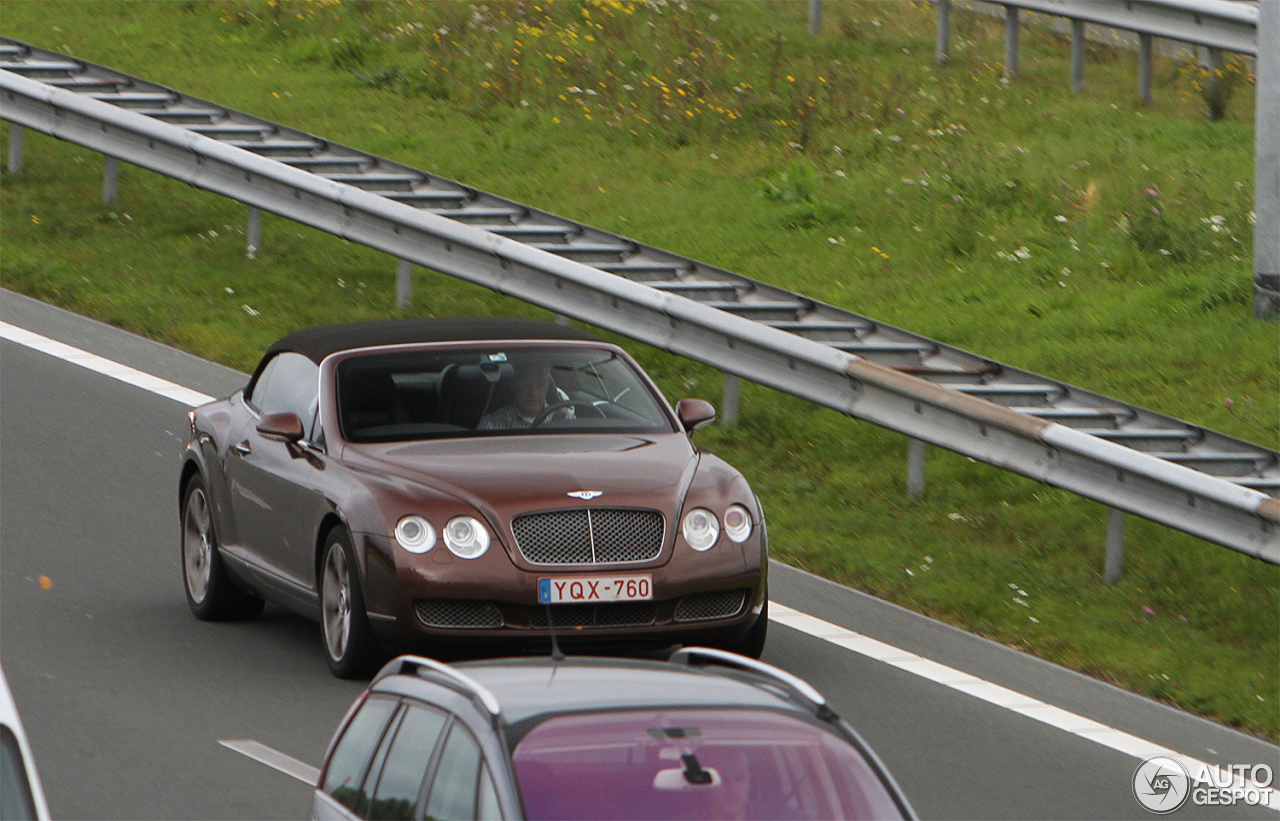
[265,317,603,365]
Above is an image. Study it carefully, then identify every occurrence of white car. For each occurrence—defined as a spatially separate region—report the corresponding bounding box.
[0,664,50,821]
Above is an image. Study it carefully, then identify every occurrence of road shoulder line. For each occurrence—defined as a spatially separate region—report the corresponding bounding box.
[770,601,1279,809]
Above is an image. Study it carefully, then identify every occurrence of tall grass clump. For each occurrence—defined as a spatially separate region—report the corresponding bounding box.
[1,0,1275,739]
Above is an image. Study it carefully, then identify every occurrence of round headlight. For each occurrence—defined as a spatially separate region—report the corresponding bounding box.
[395,515,435,553]
[443,516,490,559]
[681,508,720,551]
[724,504,753,543]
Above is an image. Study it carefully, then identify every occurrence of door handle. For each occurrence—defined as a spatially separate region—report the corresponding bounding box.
[231,440,252,457]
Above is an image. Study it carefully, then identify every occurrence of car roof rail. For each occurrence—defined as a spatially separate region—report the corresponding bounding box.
[669,647,838,722]
[373,655,502,720]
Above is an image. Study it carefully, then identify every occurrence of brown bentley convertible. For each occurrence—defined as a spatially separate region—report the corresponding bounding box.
[179,318,768,677]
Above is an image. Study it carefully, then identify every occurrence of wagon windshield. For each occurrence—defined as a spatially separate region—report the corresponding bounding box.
[510,707,906,821]
[337,346,675,443]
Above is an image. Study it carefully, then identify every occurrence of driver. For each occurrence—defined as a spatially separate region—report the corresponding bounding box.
[477,358,575,430]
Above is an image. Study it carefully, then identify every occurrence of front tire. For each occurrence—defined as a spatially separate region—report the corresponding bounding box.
[721,598,768,660]
[181,475,264,621]
[319,528,381,679]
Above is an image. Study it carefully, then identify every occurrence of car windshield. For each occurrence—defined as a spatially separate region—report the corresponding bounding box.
[337,346,675,443]
[511,707,905,821]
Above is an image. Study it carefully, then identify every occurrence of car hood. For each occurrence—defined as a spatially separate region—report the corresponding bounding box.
[344,433,698,514]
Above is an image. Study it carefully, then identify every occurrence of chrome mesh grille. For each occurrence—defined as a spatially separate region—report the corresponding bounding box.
[673,589,748,622]
[528,602,658,628]
[414,599,504,628]
[512,508,664,565]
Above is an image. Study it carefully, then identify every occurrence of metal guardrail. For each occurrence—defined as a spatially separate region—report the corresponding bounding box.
[0,39,1275,563]
[932,0,1279,321]
[941,0,1258,59]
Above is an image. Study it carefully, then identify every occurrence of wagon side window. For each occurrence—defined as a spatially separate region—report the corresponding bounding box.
[365,702,450,821]
[321,695,399,814]
[0,726,38,821]
[424,722,486,821]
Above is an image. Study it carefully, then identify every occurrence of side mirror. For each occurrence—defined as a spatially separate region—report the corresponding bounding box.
[256,412,305,443]
[676,399,716,432]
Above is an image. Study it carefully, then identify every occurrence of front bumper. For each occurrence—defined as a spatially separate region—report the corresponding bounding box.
[357,534,765,653]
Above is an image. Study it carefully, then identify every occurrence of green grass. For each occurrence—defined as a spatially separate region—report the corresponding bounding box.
[1,0,1276,739]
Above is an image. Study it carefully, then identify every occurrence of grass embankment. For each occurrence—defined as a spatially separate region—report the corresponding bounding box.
[1,1,1275,739]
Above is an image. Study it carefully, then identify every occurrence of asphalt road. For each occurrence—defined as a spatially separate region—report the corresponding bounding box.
[1,289,1276,820]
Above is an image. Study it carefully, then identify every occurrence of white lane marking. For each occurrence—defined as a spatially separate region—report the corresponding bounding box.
[770,602,1279,809]
[220,739,320,786]
[0,322,215,407]
[5,319,1275,803]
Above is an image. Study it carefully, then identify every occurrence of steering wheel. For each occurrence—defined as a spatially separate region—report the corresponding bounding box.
[530,400,608,428]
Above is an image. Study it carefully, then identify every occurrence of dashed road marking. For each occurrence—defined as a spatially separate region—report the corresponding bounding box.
[219,739,320,786]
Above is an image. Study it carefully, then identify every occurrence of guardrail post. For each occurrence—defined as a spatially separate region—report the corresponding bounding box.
[396,259,412,308]
[907,437,926,500]
[721,373,740,427]
[1255,0,1280,320]
[1104,507,1125,584]
[246,205,262,259]
[1003,5,1020,82]
[935,0,952,66]
[7,123,22,173]
[103,155,118,205]
[808,0,822,35]
[1070,18,1086,93]
[1202,46,1225,121]
[1138,33,1154,106]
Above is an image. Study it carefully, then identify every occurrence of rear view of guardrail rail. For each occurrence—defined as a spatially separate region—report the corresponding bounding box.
[1,39,1275,565]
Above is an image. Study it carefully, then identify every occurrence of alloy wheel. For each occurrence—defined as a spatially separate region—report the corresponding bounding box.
[322,545,352,662]
[182,487,213,605]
